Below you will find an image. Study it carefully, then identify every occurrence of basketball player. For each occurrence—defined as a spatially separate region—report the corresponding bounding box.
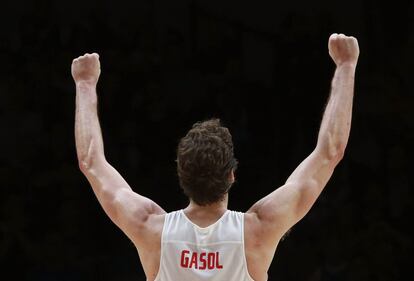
[72,33,359,281]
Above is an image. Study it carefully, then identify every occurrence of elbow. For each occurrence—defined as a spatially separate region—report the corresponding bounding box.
[327,143,346,162]
[317,130,349,162]
[332,142,346,162]
[77,149,93,172]
[77,142,105,173]
[78,157,92,173]
[78,153,105,174]
[317,141,346,163]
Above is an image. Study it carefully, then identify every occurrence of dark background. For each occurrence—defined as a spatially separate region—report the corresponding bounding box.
[1,0,413,280]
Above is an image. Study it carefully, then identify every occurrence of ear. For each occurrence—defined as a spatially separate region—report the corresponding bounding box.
[229,170,235,183]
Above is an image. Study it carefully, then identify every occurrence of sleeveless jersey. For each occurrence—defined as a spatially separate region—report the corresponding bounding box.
[154,210,254,281]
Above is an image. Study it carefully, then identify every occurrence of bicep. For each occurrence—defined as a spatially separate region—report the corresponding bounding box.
[248,149,339,236]
[81,159,165,240]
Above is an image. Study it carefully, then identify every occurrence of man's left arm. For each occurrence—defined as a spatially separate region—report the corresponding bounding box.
[72,53,165,246]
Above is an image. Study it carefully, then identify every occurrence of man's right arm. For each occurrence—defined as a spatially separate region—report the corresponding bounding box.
[247,34,359,245]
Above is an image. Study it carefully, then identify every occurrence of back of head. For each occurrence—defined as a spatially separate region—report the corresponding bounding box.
[177,119,238,206]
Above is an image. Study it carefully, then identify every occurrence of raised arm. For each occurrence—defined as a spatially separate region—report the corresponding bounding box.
[72,53,165,245]
[247,34,359,241]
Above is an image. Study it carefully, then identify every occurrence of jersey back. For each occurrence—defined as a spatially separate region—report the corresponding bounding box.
[154,210,254,281]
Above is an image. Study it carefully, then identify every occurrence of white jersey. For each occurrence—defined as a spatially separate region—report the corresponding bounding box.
[154,210,254,281]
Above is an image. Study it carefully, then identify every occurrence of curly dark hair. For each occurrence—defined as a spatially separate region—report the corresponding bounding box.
[177,119,238,206]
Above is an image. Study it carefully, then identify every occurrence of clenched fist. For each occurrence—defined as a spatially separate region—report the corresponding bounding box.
[328,34,359,67]
[71,53,101,85]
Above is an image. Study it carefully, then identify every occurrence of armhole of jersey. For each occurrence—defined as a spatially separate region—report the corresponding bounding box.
[242,213,256,281]
[153,213,168,281]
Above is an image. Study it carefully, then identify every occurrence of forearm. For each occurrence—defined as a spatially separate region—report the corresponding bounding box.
[71,53,165,235]
[252,35,359,235]
[74,81,134,216]
[316,64,356,160]
[75,81,105,169]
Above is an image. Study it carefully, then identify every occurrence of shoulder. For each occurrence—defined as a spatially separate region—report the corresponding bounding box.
[243,210,285,248]
[131,212,166,247]
[142,209,185,236]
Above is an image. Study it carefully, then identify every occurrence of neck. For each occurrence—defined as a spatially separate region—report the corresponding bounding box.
[185,194,229,214]
[183,195,229,227]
